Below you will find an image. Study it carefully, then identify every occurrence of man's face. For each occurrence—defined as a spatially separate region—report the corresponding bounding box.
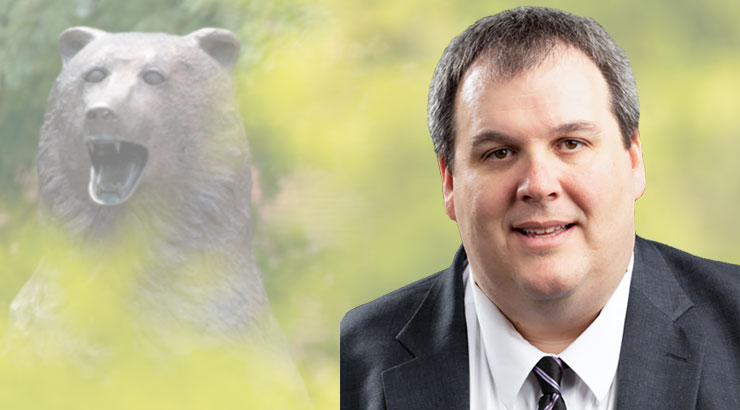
[441,47,645,313]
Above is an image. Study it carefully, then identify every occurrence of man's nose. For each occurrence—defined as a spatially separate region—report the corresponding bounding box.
[516,156,561,202]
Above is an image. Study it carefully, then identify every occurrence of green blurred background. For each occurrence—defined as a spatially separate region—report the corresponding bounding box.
[1,0,738,408]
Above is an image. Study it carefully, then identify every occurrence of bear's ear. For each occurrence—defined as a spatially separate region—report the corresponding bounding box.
[58,27,107,65]
[187,28,240,70]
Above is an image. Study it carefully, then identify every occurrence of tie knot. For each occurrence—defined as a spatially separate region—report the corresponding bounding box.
[533,356,565,395]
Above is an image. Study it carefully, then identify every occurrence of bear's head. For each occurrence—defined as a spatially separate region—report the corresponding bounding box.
[38,27,250,240]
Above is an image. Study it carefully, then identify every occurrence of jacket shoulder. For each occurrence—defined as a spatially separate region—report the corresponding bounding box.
[340,270,446,410]
[341,271,442,340]
[637,237,740,405]
[639,237,740,295]
[638,237,739,349]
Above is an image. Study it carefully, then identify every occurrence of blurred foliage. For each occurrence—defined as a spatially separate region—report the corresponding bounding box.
[1,0,739,408]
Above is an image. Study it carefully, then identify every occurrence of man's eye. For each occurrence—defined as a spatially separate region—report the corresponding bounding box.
[562,140,582,150]
[488,148,511,159]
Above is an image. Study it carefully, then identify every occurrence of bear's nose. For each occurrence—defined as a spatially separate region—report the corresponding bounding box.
[86,106,117,121]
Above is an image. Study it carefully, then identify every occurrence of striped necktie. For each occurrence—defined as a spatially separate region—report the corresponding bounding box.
[533,356,567,410]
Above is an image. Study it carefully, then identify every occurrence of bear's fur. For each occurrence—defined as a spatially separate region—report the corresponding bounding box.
[7,27,276,361]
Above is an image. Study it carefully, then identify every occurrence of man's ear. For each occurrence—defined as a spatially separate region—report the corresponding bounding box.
[629,129,646,200]
[438,155,456,221]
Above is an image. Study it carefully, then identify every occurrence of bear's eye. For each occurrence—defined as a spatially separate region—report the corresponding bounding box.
[84,68,108,83]
[142,70,166,85]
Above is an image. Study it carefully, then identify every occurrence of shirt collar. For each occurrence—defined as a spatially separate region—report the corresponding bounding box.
[467,253,633,409]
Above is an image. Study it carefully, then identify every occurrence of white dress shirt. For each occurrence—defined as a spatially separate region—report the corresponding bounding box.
[464,254,634,410]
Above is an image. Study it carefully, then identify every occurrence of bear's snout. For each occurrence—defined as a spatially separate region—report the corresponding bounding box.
[86,105,117,122]
[85,105,119,136]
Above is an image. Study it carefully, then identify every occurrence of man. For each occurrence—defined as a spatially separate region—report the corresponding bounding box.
[341,6,740,410]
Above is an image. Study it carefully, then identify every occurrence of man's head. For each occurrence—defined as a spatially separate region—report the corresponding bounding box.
[430,7,646,340]
[428,6,639,172]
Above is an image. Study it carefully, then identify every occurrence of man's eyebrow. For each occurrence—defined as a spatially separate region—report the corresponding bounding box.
[549,121,600,136]
[469,122,599,149]
[470,131,517,149]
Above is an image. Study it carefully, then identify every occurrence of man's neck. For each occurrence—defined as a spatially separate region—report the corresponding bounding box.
[474,270,626,354]
[502,306,600,354]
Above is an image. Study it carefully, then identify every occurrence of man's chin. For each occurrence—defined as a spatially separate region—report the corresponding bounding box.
[521,281,580,302]
[512,263,586,302]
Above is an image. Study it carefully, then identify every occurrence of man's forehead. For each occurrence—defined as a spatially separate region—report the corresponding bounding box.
[454,46,603,111]
[453,46,615,144]
[463,44,595,88]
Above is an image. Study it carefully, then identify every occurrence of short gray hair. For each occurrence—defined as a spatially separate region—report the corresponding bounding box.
[428,6,639,171]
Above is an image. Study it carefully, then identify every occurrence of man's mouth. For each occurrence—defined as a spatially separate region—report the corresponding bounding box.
[514,224,574,238]
[86,138,148,206]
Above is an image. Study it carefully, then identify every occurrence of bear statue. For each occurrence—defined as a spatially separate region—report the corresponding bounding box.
[5,27,281,365]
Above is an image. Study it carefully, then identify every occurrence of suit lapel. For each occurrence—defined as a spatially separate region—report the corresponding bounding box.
[382,247,469,410]
[616,237,706,410]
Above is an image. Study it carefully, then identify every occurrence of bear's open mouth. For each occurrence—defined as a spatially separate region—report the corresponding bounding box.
[86,139,148,206]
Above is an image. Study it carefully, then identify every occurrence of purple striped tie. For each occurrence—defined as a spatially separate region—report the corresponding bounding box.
[533,356,567,410]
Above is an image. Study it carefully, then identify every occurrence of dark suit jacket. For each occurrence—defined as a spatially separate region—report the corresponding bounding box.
[341,236,740,409]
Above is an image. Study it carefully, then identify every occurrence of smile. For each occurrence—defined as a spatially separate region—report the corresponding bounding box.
[516,224,573,238]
